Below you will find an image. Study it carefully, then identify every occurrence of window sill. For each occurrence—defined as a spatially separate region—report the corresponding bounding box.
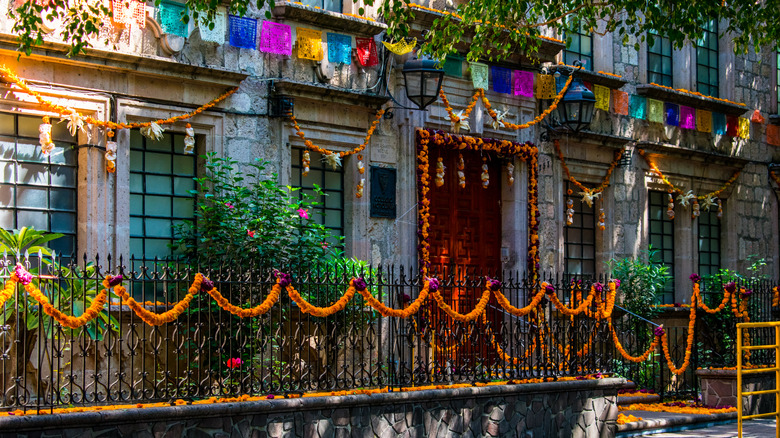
[273,79,390,107]
[635,84,747,116]
[549,66,628,89]
[272,2,387,36]
[636,140,750,167]
[406,6,565,64]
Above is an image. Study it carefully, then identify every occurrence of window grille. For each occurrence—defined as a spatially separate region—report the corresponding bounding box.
[649,191,675,304]
[648,32,673,87]
[0,112,77,258]
[290,148,345,249]
[696,20,719,98]
[564,181,596,278]
[129,130,196,260]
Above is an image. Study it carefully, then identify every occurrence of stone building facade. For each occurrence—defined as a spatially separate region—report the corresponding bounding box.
[0,0,778,304]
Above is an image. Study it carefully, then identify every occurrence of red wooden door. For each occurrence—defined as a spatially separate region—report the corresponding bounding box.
[428,147,502,272]
[426,146,502,368]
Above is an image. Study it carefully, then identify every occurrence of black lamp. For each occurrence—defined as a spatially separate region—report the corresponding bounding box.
[402,59,445,111]
[556,76,596,133]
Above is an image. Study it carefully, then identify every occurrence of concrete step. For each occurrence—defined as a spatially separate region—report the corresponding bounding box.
[617,394,662,405]
[616,409,737,437]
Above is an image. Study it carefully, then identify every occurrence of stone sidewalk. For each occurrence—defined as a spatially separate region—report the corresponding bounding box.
[643,418,775,437]
[618,409,776,437]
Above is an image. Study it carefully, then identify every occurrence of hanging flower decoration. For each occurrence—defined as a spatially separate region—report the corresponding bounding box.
[478,74,574,131]
[105,130,117,174]
[435,157,445,187]
[439,87,478,134]
[565,198,574,226]
[183,123,195,154]
[290,110,384,159]
[0,66,238,132]
[322,152,342,169]
[579,189,600,208]
[417,129,540,278]
[140,122,164,141]
[506,161,514,187]
[598,208,606,231]
[666,193,675,220]
[691,199,700,219]
[356,178,365,198]
[717,198,723,218]
[302,150,311,176]
[457,153,466,189]
[357,154,365,175]
[677,190,695,207]
[62,108,86,137]
[701,194,717,211]
[481,157,489,188]
[39,116,55,154]
[555,140,622,206]
[490,107,510,130]
[638,148,740,220]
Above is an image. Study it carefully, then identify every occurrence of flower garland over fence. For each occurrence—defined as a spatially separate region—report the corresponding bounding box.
[1,263,761,377]
[415,129,540,278]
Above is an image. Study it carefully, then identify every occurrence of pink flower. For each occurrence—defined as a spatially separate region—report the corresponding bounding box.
[227,358,243,369]
[225,202,234,209]
[297,208,309,219]
[247,230,255,238]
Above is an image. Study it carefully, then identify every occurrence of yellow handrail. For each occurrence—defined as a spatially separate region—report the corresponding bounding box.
[737,321,780,438]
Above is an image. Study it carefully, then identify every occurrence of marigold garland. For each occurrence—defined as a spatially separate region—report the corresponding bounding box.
[648,82,746,107]
[287,281,356,317]
[555,139,623,197]
[482,74,573,131]
[638,148,742,203]
[290,110,384,159]
[112,274,202,326]
[204,282,282,318]
[0,65,237,131]
[429,283,491,322]
[417,129,540,278]
[619,402,736,415]
[357,281,431,318]
[610,322,660,363]
[24,281,107,329]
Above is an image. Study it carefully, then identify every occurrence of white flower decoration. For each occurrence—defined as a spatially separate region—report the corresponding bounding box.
[490,108,510,130]
[140,122,165,141]
[322,152,342,169]
[62,109,86,137]
[701,194,717,211]
[579,190,601,208]
[677,190,695,207]
[451,110,470,134]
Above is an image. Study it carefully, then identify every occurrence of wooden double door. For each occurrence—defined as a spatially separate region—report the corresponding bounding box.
[427,147,502,273]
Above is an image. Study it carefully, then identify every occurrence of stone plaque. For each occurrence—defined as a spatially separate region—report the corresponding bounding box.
[370,166,396,218]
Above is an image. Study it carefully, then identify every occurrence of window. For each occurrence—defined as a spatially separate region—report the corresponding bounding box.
[0,112,77,257]
[696,19,719,98]
[290,148,344,248]
[697,208,721,278]
[564,182,596,277]
[298,0,341,13]
[649,191,674,304]
[563,20,593,70]
[647,32,673,87]
[129,130,196,260]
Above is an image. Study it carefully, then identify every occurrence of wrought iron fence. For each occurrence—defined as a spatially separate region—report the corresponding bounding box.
[0,255,775,412]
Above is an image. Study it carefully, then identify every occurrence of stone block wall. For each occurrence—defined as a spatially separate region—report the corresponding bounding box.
[0,378,624,438]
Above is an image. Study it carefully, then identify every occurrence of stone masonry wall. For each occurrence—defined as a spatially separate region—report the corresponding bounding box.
[0,378,624,438]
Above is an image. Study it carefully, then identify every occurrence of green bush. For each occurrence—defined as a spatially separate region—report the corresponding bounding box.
[607,246,671,319]
[173,153,341,272]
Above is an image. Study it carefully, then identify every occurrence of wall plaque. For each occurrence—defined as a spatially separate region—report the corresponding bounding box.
[370,166,396,218]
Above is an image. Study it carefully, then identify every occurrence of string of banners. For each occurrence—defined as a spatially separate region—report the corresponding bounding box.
[134,1,379,67]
